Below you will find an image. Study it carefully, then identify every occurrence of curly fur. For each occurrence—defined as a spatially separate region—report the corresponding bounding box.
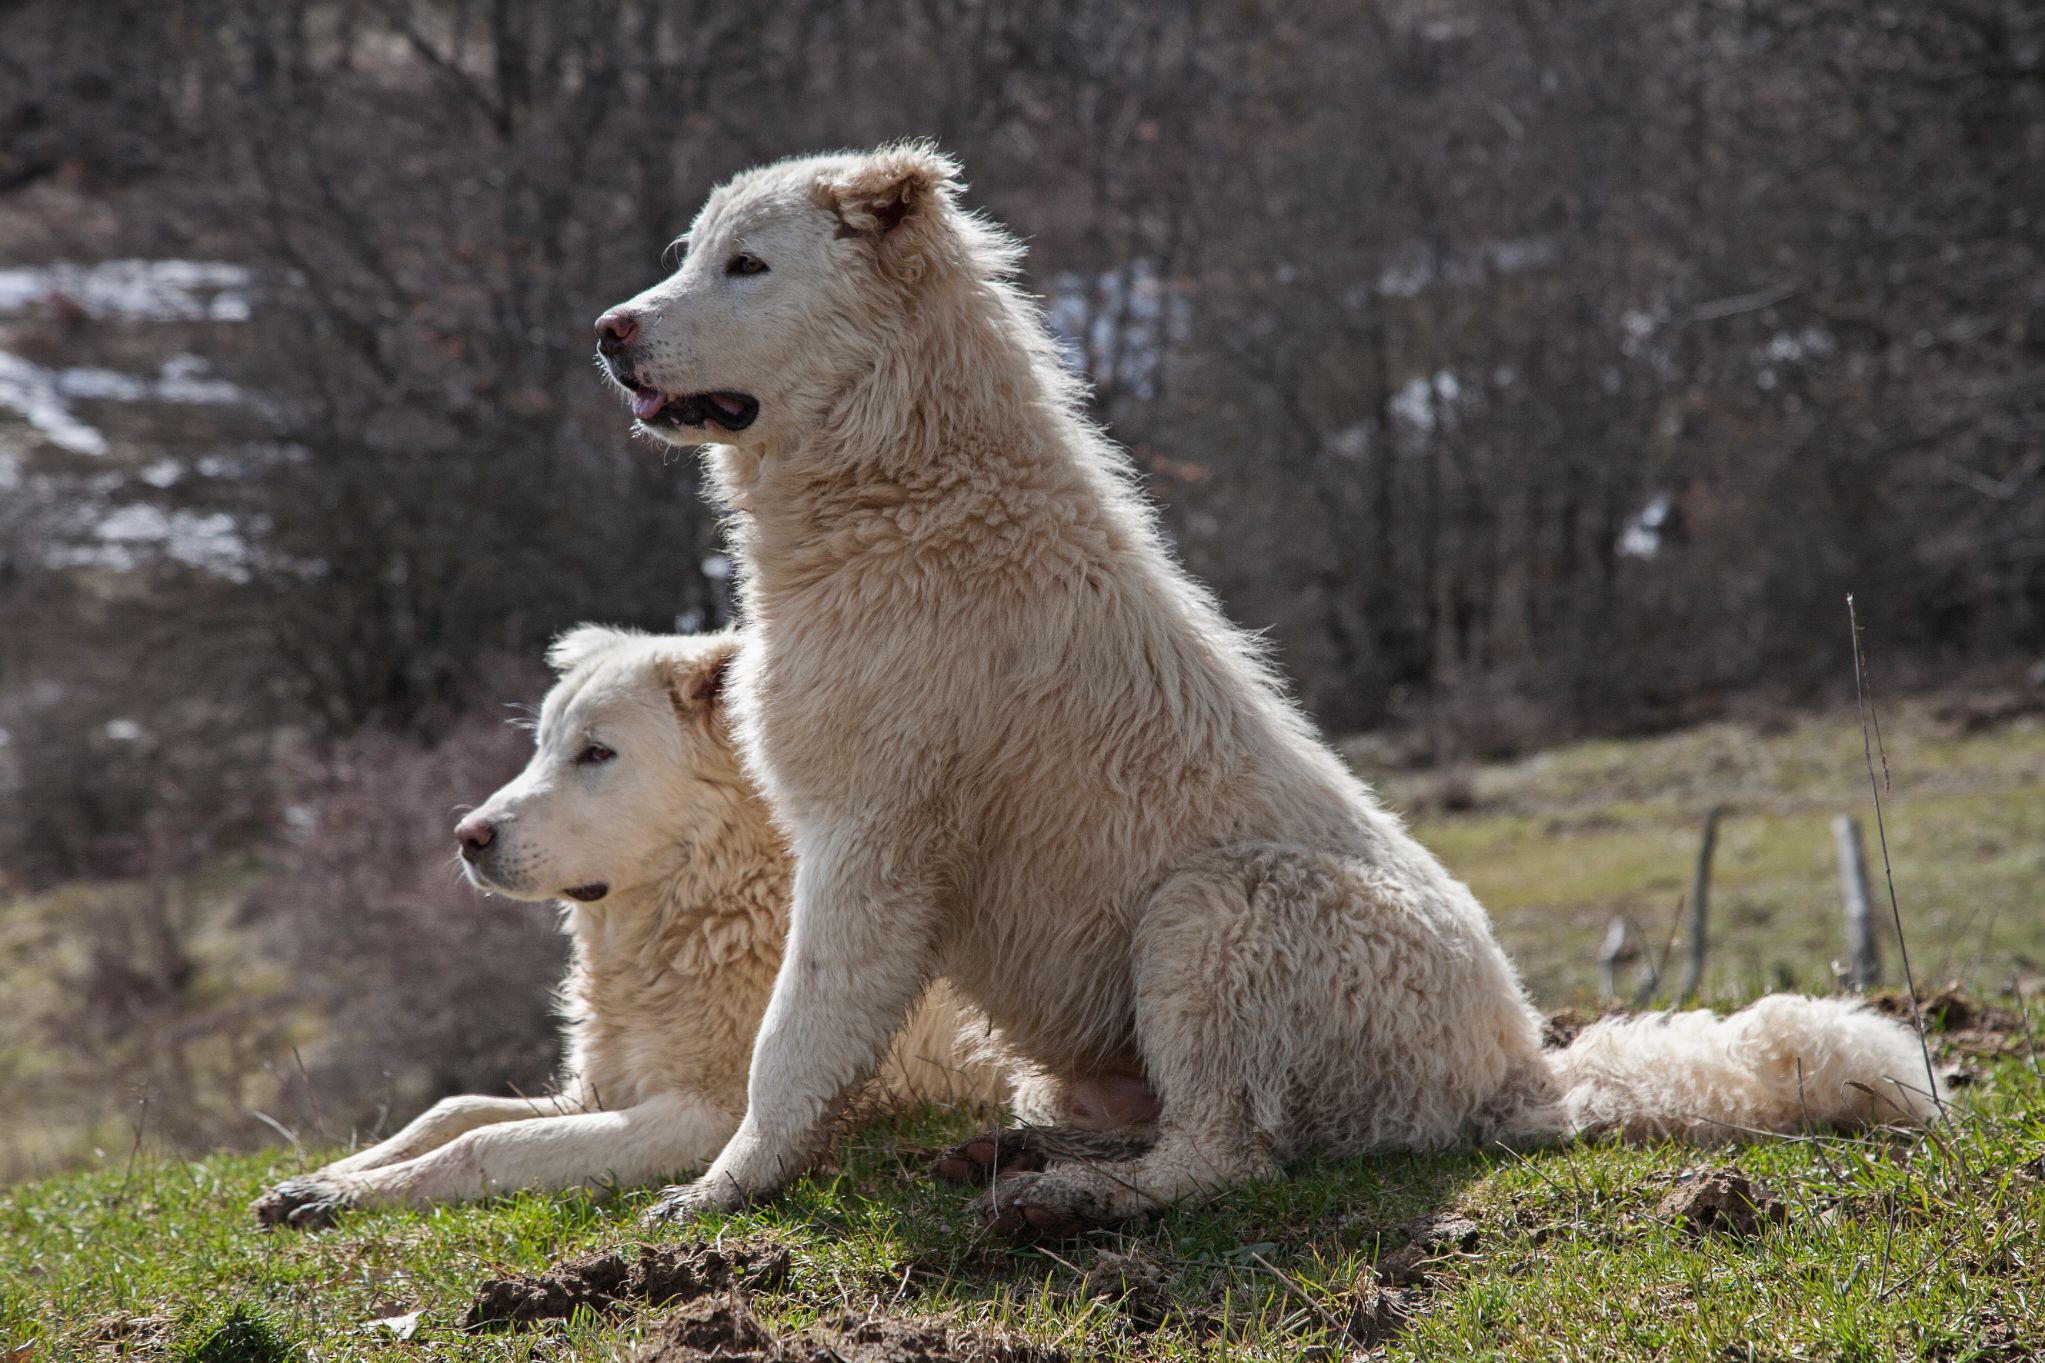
[602,145,1942,1232]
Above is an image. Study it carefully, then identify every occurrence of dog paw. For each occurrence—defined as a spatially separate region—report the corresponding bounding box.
[251,1176,355,1230]
[973,1171,1121,1239]
[930,1129,1051,1184]
[932,1126,1157,1185]
[640,1175,747,1227]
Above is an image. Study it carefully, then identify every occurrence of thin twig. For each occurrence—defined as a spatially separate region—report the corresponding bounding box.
[1877,1230,1963,1304]
[1679,807,1723,1003]
[116,1095,151,1206]
[1246,1249,1365,1345]
[1845,595,1943,1113]
[250,1110,300,1150]
[1622,912,1659,997]
[1875,1188,1900,1299]
[1488,1141,1576,1205]
[292,1045,331,1146]
[1793,1058,1846,1180]
[1636,893,1689,1008]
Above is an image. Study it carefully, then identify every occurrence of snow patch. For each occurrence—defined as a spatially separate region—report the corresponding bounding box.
[1618,493,1674,558]
[0,259,254,322]
[1391,370,1463,433]
[0,352,246,458]
[1758,326,1833,365]
[44,503,253,581]
[1371,237,1558,301]
[0,351,111,454]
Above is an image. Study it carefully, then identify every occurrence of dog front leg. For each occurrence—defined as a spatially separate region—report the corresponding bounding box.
[644,830,938,1223]
[253,1092,737,1228]
[313,1095,566,1177]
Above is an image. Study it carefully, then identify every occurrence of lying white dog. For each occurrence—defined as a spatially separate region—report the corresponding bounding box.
[592,143,1942,1237]
[253,628,998,1227]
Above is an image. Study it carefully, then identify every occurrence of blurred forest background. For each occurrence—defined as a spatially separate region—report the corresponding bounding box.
[1,0,2041,1178]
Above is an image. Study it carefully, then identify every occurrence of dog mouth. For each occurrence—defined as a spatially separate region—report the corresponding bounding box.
[627,385,759,434]
[459,860,502,895]
[562,883,609,903]
[462,862,535,901]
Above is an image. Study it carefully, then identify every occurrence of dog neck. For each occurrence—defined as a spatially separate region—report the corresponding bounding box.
[560,795,790,987]
[717,278,1144,605]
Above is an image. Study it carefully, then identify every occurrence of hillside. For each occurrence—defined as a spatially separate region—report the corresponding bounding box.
[2,1006,2039,1362]
[6,699,2044,1359]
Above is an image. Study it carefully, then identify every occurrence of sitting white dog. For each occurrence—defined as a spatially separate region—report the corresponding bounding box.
[253,628,999,1227]
[598,145,1940,1237]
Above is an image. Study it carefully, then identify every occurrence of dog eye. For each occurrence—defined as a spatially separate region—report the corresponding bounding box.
[727,253,768,276]
[576,743,616,767]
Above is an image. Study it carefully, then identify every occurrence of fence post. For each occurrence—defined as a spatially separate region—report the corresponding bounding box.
[1833,813,1880,988]
[1679,805,1723,1002]
[1598,916,1634,998]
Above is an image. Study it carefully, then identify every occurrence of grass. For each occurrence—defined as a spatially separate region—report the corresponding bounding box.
[4,1025,2042,1362]
[1366,700,2045,1002]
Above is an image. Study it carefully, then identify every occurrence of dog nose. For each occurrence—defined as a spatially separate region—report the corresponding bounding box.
[595,308,639,356]
[455,816,496,862]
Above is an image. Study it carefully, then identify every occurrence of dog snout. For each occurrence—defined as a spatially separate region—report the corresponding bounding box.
[595,308,640,356]
[455,815,497,863]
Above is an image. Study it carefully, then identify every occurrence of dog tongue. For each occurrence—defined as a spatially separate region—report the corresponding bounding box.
[708,393,745,417]
[631,389,667,419]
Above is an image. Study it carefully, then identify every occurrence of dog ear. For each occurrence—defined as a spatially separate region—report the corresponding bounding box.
[821,142,960,241]
[665,635,739,724]
[547,624,639,676]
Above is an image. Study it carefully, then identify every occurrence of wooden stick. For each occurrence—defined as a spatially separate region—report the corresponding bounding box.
[1680,805,1723,1002]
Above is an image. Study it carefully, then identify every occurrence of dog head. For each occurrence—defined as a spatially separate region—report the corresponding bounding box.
[455,629,746,905]
[592,142,971,453]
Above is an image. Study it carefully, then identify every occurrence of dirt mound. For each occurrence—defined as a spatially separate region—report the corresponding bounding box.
[640,1296,774,1360]
[82,1314,172,1357]
[1074,1247,1176,1331]
[1657,1166,1785,1238]
[637,1294,1066,1363]
[1338,1269,1418,1350]
[1373,1212,1483,1286]
[1869,988,2034,1060]
[462,1241,790,1332]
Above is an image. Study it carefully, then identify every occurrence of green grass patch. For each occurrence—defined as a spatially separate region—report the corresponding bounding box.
[5,1026,2041,1362]
[171,1303,298,1363]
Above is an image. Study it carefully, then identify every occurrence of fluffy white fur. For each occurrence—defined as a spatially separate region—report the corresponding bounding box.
[252,629,999,1227]
[598,145,1942,1234]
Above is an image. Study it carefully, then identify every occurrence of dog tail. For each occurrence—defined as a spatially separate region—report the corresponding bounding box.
[1526,994,1943,1144]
